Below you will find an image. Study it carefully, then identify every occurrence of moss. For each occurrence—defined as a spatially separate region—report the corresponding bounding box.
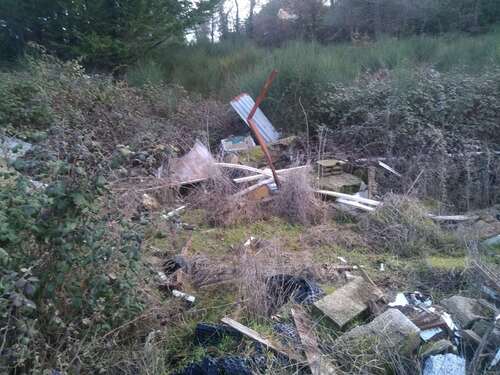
[426,256,466,270]
[188,216,304,256]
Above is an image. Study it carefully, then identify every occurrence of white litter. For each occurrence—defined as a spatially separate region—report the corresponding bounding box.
[389,293,409,307]
[337,256,347,264]
[490,349,500,369]
[172,289,195,303]
[420,327,444,342]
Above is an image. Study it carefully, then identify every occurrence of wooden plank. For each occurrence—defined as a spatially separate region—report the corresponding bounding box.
[233,178,273,197]
[221,317,302,361]
[291,309,336,375]
[427,214,479,222]
[315,190,381,207]
[336,198,376,212]
[233,166,308,184]
[216,162,274,178]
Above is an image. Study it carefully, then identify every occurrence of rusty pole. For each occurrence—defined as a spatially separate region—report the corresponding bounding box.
[247,70,281,188]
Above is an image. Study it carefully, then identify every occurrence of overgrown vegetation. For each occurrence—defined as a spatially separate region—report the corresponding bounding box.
[1,0,499,373]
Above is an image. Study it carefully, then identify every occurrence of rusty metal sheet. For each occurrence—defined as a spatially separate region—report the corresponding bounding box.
[230,93,280,144]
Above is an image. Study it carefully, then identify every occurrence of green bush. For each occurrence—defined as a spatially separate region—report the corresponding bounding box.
[0,171,143,371]
[310,67,500,153]
[0,72,53,131]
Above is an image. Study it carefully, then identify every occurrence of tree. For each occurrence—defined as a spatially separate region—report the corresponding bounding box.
[0,0,221,67]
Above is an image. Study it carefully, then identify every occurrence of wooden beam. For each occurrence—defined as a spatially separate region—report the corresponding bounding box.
[221,317,303,362]
[233,166,308,184]
[316,190,381,207]
[336,198,376,212]
[291,309,337,375]
[216,162,274,178]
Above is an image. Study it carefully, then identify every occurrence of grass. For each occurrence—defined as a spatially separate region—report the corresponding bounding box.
[128,27,500,99]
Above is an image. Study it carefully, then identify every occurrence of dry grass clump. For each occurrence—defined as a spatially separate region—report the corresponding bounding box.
[360,194,457,257]
[270,167,326,225]
[327,334,419,375]
[186,170,267,227]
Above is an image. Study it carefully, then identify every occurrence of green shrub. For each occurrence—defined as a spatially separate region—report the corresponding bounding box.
[0,72,53,131]
[0,171,143,371]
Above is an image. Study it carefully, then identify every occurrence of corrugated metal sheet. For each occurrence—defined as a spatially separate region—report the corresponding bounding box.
[230,93,281,143]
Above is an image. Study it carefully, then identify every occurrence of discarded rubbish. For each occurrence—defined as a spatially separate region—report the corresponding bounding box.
[220,317,302,361]
[169,141,216,184]
[491,348,500,369]
[230,94,280,144]
[266,274,324,307]
[314,276,384,328]
[172,355,252,375]
[420,327,445,342]
[164,205,187,220]
[423,353,465,375]
[291,308,337,375]
[336,308,421,354]
[172,289,195,304]
[221,135,256,153]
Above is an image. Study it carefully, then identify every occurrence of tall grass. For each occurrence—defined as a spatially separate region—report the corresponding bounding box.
[128,27,500,99]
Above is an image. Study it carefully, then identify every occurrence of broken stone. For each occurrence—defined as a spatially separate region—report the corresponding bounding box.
[423,353,465,375]
[313,172,364,194]
[441,296,487,329]
[314,276,384,328]
[472,319,500,347]
[420,339,455,358]
[335,308,421,354]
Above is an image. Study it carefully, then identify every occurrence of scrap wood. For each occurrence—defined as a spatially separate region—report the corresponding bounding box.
[336,198,376,212]
[221,317,303,362]
[315,190,381,207]
[291,308,337,375]
[427,214,480,222]
[216,162,274,178]
[233,178,273,198]
[233,165,308,184]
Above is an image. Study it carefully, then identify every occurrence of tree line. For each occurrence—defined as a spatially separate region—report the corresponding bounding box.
[1,0,499,67]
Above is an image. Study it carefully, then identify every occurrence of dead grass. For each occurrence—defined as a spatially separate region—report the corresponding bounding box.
[360,194,460,258]
[270,166,326,225]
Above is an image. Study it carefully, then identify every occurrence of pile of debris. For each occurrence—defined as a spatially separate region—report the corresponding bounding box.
[162,245,499,374]
[139,72,499,374]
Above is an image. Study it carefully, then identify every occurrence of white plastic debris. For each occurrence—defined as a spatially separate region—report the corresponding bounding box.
[423,353,465,375]
[389,293,409,307]
[163,205,186,220]
[379,263,385,272]
[490,348,500,369]
[337,256,347,264]
[244,236,256,247]
[440,312,458,332]
[420,327,444,342]
[172,289,195,303]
